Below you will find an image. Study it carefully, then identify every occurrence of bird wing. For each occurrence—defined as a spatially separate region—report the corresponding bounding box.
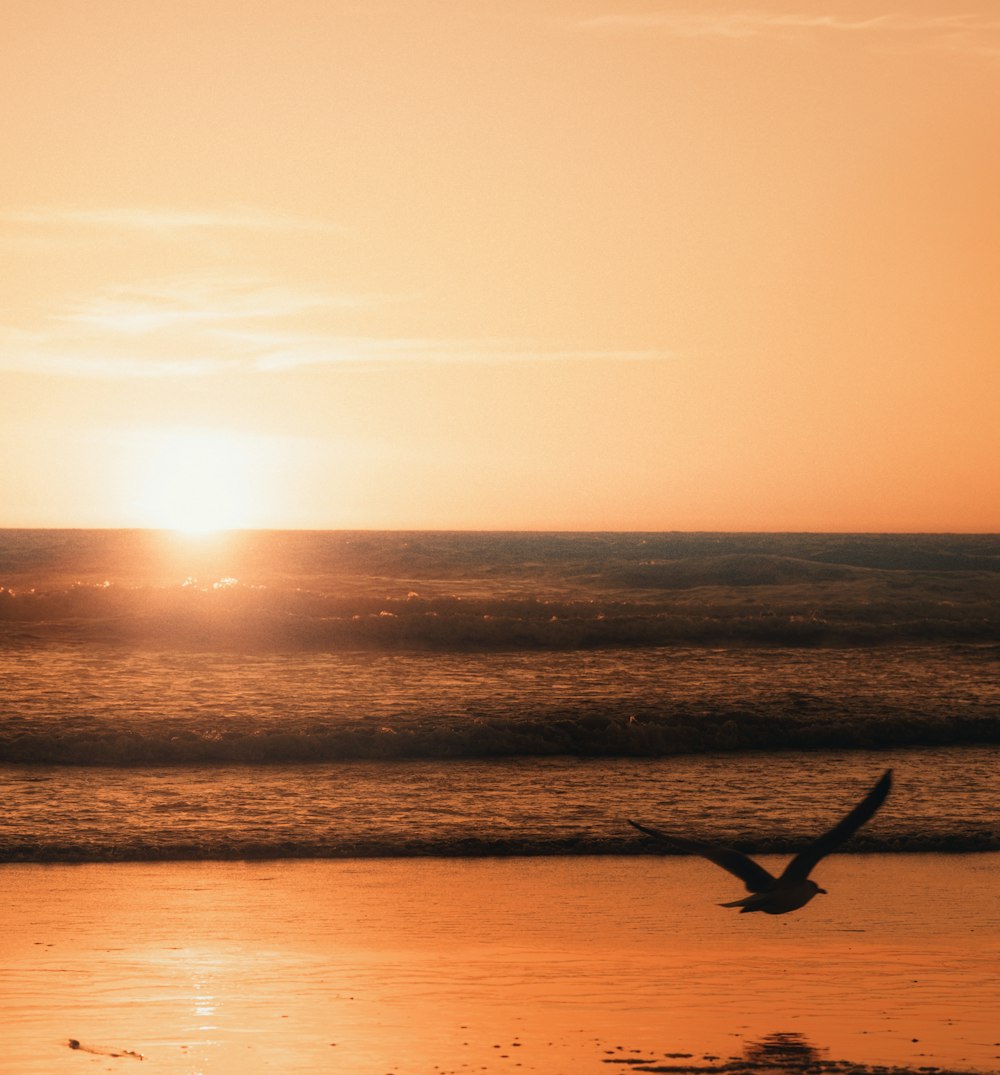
[627,819,777,893]
[780,768,893,884]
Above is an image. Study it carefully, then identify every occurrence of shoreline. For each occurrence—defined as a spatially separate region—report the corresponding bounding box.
[3,854,997,1074]
[4,841,1000,863]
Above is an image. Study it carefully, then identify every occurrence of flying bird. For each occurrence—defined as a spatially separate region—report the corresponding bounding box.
[628,768,893,915]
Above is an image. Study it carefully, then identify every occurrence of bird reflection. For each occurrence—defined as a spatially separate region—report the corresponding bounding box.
[740,1032,823,1068]
[598,1032,830,1073]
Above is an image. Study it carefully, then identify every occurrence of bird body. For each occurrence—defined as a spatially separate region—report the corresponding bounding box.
[719,879,824,915]
[628,769,892,915]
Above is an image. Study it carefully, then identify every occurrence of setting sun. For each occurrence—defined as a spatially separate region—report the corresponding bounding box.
[135,429,270,532]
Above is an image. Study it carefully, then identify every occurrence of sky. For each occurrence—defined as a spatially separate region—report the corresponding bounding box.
[1,0,998,531]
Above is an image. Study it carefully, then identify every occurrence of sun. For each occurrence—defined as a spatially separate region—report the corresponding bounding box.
[136,428,268,532]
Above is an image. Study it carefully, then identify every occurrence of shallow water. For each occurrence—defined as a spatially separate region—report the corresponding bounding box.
[2,746,997,860]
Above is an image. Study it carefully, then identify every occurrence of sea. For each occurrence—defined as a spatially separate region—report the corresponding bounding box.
[1,529,997,862]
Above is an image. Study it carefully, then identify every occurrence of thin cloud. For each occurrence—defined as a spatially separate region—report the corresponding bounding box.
[0,326,670,378]
[0,273,674,377]
[243,333,671,371]
[0,275,369,376]
[0,335,241,378]
[574,10,1000,53]
[57,275,371,335]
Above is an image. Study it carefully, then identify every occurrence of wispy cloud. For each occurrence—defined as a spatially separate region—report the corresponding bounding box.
[56,274,372,335]
[573,10,1000,55]
[0,324,669,379]
[0,338,670,378]
[0,269,673,377]
[2,205,344,236]
[0,325,242,378]
[244,333,670,371]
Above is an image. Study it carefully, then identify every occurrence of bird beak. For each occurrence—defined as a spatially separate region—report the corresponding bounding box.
[817,887,828,895]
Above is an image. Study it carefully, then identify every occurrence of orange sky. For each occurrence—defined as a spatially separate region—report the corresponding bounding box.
[1,1,997,531]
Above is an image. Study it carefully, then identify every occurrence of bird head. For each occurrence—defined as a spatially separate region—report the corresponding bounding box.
[808,880,827,896]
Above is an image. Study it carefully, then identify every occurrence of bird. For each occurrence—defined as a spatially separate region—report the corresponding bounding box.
[627,768,893,915]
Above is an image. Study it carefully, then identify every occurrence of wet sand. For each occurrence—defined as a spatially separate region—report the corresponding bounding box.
[1,854,997,1074]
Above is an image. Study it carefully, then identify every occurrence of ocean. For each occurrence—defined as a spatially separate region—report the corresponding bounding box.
[1,529,997,862]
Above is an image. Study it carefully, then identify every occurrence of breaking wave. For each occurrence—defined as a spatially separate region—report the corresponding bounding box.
[2,831,997,863]
[1,577,998,650]
[3,531,998,650]
[2,704,997,765]
[4,743,996,863]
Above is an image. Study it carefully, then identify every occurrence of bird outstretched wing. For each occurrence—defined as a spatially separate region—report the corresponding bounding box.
[627,819,777,893]
[779,768,893,884]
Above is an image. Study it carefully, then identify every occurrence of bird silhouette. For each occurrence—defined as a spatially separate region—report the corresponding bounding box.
[628,768,892,915]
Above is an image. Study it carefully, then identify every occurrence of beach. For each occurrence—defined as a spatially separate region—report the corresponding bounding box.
[3,854,997,1074]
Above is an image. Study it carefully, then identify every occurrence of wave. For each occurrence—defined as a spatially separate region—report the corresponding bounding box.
[3,705,997,765]
[5,742,995,863]
[2,831,997,863]
[4,529,999,580]
[3,531,998,652]
[1,577,998,650]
